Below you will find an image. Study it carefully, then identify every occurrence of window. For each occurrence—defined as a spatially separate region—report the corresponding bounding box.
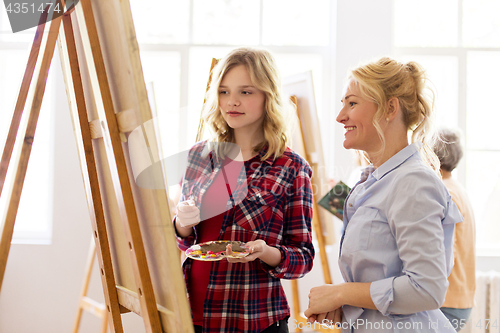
[0,10,54,244]
[130,0,335,184]
[394,0,500,254]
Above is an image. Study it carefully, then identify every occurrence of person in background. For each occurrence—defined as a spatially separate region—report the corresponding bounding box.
[174,47,315,333]
[434,127,476,332]
[304,57,463,332]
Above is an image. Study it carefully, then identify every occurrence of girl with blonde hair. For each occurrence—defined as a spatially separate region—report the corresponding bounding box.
[174,47,315,333]
[305,57,462,332]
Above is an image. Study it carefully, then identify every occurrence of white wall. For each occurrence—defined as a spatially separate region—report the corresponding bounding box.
[332,0,394,181]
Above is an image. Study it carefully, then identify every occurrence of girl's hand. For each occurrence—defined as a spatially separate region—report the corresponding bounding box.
[306,308,343,328]
[225,240,267,263]
[175,200,200,228]
[225,240,282,267]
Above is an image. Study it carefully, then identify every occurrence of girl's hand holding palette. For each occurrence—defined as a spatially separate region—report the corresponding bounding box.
[185,240,250,261]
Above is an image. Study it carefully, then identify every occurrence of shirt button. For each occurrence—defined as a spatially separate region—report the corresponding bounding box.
[348,203,353,207]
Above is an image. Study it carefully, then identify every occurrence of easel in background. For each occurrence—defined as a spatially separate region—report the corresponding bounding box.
[195,58,219,143]
[0,0,193,332]
[289,96,338,333]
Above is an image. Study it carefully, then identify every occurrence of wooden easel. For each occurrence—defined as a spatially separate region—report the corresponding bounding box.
[73,239,109,333]
[195,58,219,143]
[0,5,61,294]
[0,1,193,332]
[289,96,338,333]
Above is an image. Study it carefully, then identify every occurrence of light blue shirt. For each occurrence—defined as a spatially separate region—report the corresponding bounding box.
[339,143,463,333]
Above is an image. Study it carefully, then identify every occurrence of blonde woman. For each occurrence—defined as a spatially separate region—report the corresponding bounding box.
[174,47,315,333]
[305,58,462,332]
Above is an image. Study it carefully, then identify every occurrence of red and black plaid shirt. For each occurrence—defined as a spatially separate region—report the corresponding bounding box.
[175,141,315,333]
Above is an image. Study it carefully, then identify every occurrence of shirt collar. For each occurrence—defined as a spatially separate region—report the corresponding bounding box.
[205,141,275,166]
[371,142,422,180]
[254,144,275,166]
[359,164,375,183]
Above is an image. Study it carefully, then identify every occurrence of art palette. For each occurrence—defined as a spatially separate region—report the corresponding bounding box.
[185,240,250,261]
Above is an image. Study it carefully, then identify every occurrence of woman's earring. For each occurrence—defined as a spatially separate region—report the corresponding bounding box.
[386,117,390,121]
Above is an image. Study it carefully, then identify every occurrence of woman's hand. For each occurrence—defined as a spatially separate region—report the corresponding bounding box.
[304,284,344,321]
[226,240,282,267]
[304,282,375,324]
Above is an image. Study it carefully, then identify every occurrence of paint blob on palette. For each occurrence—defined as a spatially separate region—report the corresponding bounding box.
[185,240,250,261]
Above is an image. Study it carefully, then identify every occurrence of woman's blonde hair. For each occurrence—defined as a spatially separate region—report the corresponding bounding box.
[349,57,440,172]
[202,47,290,161]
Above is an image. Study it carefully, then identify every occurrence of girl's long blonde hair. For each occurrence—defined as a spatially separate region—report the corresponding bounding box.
[350,57,440,172]
[202,47,291,161]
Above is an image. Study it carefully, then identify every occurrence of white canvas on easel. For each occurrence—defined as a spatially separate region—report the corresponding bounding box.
[283,71,335,245]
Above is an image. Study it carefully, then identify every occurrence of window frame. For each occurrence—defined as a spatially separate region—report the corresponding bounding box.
[135,0,337,177]
[393,0,500,256]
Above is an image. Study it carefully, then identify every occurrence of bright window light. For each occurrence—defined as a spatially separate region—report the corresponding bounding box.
[262,0,330,46]
[395,0,500,253]
[463,0,500,48]
[0,49,53,244]
[192,0,260,45]
[394,0,458,47]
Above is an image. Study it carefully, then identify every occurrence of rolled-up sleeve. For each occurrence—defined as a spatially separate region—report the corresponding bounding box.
[263,165,315,279]
[370,277,396,315]
[370,172,462,316]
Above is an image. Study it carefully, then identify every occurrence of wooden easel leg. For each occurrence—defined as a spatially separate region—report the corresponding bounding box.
[72,239,109,333]
[100,310,109,333]
[195,58,218,142]
[57,6,124,333]
[0,12,62,294]
[289,96,338,332]
[311,201,332,284]
[0,9,49,197]
[72,239,96,333]
[291,279,302,332]
[290,95,332,285]
[288,184,334,332]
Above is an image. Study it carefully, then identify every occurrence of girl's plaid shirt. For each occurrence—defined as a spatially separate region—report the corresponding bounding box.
[175,141,315,333]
